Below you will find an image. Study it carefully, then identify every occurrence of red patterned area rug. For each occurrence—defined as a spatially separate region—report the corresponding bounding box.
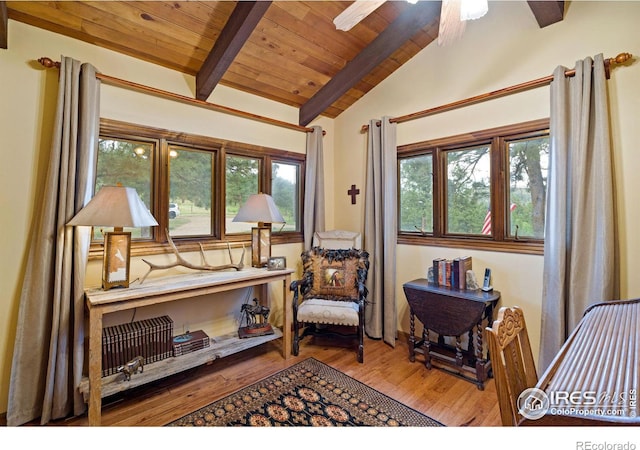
[167,358,443,427]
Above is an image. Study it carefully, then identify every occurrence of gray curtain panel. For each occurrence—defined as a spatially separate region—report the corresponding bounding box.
[303,125,325,249]
[539,54,617,372]
[7,57,100,425]
[364,117,397,345]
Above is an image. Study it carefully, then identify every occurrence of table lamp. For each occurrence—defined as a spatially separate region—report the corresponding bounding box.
[68,185,158,289]
[232,193,285,268]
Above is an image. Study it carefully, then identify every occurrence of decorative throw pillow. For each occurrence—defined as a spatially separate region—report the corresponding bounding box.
[309,255,359,299]
[301,248,368,300]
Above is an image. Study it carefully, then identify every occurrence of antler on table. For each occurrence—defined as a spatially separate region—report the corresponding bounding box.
[140,230,245,284]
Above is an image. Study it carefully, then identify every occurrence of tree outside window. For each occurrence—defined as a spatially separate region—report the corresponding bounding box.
[96,137,153,240]
[445,145,491,235]
[168,146,213,237]
[508,136,548,239]
[225,155,259,234]
[397,119,549,254]
[272,162,300,232]
[94,119,304,256]
[399,154,433,233]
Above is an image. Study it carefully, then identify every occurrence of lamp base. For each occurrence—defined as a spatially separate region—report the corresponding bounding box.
[251,224,272,268]
[102,230,131,290]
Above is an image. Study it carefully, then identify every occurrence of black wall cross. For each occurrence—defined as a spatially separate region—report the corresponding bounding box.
[348,184,360,205]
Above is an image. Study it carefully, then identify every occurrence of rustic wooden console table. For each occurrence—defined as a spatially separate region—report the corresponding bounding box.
[403,279,500,390]
[82,267,294,426]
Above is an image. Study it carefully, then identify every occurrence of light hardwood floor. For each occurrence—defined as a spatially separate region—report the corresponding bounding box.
[46,333,502,427]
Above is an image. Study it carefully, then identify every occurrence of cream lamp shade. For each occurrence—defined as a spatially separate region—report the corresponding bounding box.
[232,193,285,268]
[232,193,285,225]
[68,185,158,290]
[68,185,159,228]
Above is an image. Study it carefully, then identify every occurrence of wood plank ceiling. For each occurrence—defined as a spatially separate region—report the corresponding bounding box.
[3,1,563,126]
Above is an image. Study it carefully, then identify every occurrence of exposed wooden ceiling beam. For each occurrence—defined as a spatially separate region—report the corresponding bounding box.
[527,1,565,28]
[0,2,8,49]
[195,1,272,101]
[299,1,441,126]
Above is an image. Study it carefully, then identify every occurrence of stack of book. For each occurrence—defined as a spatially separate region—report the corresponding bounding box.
[101,315,174,377]
[432,256,472,290]
[172,330,211,356]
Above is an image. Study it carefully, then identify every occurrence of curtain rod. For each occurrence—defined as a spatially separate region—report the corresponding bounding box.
[361,52,632,133]
[37,57,318,134]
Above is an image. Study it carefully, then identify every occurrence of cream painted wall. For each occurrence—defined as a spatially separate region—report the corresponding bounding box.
[0,20,333,415]
[2,1,639,419]
[333,1,640,362]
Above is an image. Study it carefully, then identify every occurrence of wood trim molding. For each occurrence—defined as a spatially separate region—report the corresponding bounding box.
[0,2,8,49]
[398,234,544,256]
[397,118,550,153]
[362,52,631,133]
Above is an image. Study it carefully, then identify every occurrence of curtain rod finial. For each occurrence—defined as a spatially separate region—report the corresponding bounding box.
[38,57,60,69]
[612,52,632,65]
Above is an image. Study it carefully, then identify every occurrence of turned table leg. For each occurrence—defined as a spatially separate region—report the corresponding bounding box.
[474,322,487,390]
[409,311,416,362]
[423,328,432,369]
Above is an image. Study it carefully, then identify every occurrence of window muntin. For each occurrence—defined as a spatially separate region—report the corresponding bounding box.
[397,119,549,254]
[96,137,154,240]
[507,135,549,239]
[399,153,433,233]
[168,145,214,237]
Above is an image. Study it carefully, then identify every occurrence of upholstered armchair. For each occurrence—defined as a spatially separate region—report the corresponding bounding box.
[290,247,370,363]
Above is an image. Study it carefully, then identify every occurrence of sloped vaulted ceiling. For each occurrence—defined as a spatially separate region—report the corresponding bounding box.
[3,1,564,125]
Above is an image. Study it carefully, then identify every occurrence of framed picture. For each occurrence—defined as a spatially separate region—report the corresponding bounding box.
[267,256,287,271]
[102,230,131,289]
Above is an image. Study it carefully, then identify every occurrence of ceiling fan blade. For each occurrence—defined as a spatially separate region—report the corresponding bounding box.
[333,0,387,31]
[438,0,466,46]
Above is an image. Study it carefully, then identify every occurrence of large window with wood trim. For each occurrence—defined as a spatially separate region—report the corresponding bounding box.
[398,119,549,254]
[93,119,304,256]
